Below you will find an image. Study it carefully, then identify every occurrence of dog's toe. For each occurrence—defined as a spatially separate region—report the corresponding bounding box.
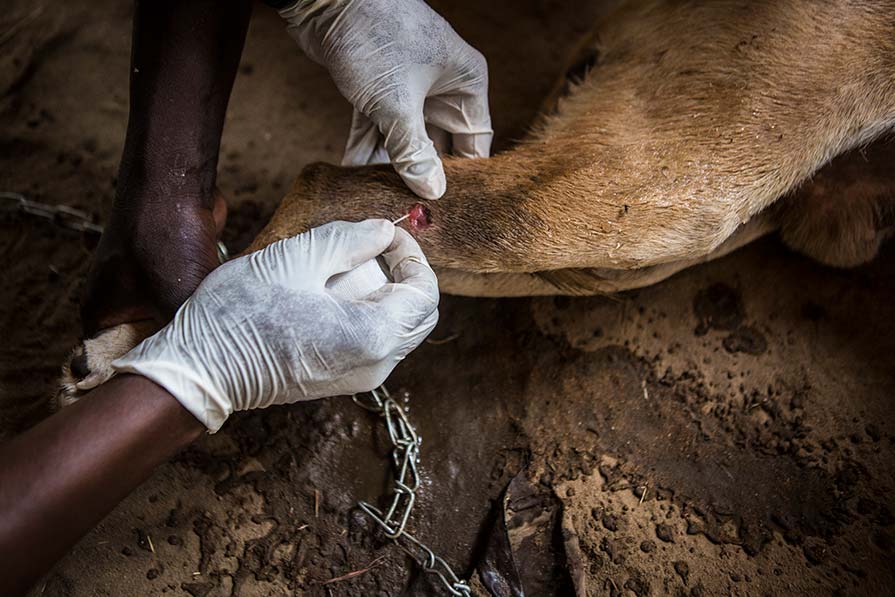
[54,321,159,409]
[69,346,90,379]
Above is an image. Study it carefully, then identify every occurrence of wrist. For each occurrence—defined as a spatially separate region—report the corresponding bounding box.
[112,330,232,433]
[110,374,205,445]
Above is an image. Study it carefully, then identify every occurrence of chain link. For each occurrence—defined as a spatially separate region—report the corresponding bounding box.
[1,191,104,235]
[353,386,472,596]
[1,191,229,262]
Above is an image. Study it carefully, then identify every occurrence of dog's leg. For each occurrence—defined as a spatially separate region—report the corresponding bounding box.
[777,139,895,268]
[56,321,159,408]
[250,0,895,284]
[436,135,895,295]
[59,0,895,399]
[59,131,895,406]
[433,210,777,296]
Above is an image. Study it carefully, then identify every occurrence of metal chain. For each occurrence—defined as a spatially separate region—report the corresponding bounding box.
[1,191,103,235]
[353,386,472,596]
[1,191,229,262]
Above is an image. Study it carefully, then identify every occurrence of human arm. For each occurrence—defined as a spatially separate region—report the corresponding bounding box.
[0,375,203,596]
[82,0,252,335]
[1,219,438,594]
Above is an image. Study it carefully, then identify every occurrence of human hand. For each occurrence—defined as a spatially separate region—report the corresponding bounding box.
[112,219,439,432]
[280,0,493,199]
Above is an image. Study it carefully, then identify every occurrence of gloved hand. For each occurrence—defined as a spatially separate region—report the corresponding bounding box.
[279,0,493,199]
[112,219,439,432]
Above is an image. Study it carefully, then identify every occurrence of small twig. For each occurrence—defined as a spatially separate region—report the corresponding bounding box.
[297,523,309,531]
[321,555,388,586]
[425,332,460,345]
[392,213,410,225]
[639,483,648,505]
[315,489,320,518]
[147,534,155,554]
[641,380,649,400]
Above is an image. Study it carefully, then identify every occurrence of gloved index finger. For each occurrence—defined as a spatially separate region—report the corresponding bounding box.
[259,219,396,291]
[424,93,493,159]
[381,227,433,280]
[373,228,440,316]
[315,219,396,279]
[375,108,447,200]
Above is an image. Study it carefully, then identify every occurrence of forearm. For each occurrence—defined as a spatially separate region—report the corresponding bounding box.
[81,0,252,334]
[0,375,203,596]
[118,0,253,206]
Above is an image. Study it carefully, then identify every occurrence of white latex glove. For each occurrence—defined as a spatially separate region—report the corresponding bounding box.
[112,220,439,432]
[279,0,493,199]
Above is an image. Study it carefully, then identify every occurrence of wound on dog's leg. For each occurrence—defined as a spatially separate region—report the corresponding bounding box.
[407,203,432,231]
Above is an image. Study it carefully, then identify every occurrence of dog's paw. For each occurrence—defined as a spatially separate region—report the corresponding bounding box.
[55,321,159,409]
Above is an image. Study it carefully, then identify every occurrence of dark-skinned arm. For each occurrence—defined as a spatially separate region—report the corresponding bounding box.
[82,0,252,335]
[0,375,204,596]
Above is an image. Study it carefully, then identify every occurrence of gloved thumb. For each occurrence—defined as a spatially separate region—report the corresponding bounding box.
[249,219,395,290]
[312,219,397,280]
[376,109,446,200]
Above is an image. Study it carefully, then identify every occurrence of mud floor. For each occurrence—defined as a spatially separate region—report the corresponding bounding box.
[2,1,894,595]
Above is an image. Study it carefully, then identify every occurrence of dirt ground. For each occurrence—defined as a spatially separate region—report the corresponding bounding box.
[2,1,894,595]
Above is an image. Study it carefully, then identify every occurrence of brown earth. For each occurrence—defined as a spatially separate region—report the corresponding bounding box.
[1,1,894,595]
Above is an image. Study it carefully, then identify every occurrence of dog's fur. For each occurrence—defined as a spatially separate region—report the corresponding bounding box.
[57,0,895,405]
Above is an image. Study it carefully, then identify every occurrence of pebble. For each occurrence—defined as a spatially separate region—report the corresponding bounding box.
[656,523,675,543]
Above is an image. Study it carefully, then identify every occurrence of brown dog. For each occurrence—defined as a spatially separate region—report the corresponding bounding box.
[58,0,895,405]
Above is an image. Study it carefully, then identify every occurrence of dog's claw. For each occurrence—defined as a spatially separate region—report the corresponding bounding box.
[55,321,159,410]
